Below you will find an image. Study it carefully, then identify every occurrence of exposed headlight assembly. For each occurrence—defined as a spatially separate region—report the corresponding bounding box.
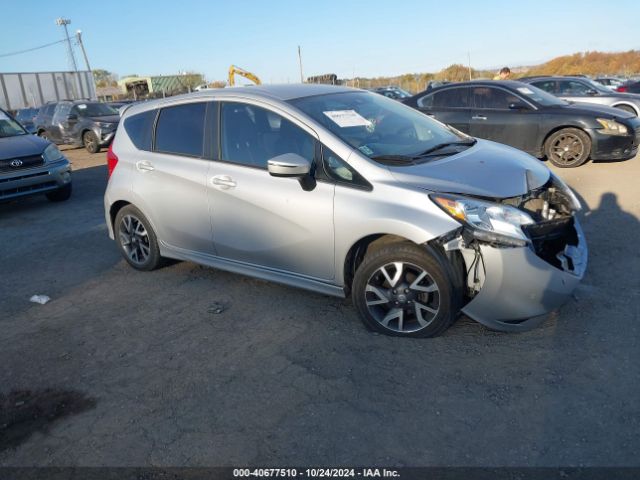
[431,194,534,247]
[42,144,65,164]
[596,118,628,136]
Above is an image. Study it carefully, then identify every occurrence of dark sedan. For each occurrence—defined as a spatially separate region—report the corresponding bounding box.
[404,80,640,167]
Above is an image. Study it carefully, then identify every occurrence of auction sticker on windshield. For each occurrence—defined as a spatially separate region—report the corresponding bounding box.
[517,87,535,95]
[323,110,372,128]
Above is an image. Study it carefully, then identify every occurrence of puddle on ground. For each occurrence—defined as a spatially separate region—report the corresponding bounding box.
[0,389,96,452]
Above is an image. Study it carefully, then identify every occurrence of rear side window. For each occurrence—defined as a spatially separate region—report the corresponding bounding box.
[155,102,206,157]
[430,87,470,108]
[124,109,157,151]
[531,81,556,93]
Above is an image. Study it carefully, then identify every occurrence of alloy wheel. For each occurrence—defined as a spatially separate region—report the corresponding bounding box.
[550,133,584,165]
[118,214,151,265]
[364,262,440,333]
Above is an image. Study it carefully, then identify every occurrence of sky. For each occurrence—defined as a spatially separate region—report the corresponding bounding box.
[1,0,639,83]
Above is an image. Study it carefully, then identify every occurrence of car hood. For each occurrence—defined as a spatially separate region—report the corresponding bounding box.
[0,134,49,160]
[564,101,636,119]
[89,115,120,123]
[387,139,550,198]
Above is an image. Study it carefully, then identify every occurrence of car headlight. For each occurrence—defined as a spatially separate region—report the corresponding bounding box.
[431,194,534,247]
[42,144,65,163]
[596,118,628,135]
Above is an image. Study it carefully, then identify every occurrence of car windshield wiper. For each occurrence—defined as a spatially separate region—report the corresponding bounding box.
[370,154,416,165]
[414,139,477,158]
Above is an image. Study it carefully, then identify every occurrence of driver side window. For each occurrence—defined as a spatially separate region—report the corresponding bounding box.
[220,102,315,169]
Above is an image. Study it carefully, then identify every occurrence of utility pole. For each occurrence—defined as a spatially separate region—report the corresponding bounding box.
[76,30,91,71]
[56,18,78,72]
[297,45,304,83]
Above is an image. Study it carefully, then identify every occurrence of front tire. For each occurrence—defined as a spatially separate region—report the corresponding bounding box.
[83,131,100,154]
[544,128,591,168]
[352,242,459,338]
[46,183,72,202]
[114,205,163,271]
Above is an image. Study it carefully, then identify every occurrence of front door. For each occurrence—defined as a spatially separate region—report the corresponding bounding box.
[469,86,540,155]
[208,101,335,280]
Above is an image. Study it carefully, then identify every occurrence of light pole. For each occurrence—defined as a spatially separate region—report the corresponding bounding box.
[76,30,92,72]
[56,18,78,73]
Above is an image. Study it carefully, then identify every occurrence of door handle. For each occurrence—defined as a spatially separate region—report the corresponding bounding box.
[210,175,237,189]
[136,160,155,172]
[472,115,487,121]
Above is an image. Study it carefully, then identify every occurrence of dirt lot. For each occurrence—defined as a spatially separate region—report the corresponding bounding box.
[0,145,639,467]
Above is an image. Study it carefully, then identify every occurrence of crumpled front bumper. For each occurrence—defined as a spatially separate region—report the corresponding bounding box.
[461,218,588,332]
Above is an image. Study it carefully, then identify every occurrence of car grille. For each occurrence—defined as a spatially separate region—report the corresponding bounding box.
[523,217,579,271]
[0,154,45,173]
[0,181,56,199]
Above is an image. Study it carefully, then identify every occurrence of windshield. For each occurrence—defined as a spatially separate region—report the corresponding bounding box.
[515,84,568,106]
[0,111,28,138]
[289,91,467,160]
[75,103,118,117]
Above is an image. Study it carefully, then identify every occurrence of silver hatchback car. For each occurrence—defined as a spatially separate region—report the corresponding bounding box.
[104,84,587,337]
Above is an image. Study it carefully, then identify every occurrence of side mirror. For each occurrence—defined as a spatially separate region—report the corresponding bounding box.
[67,114,78,121]
[267,153,311,178]
[509,101,530,111]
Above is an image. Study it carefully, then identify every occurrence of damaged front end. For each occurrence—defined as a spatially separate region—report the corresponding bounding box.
[431,175,588,332]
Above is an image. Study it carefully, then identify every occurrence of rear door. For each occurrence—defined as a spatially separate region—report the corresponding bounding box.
[414,86,472,134]
[130,101,214,254]
[469,86,540,154]
[208,101,335,280]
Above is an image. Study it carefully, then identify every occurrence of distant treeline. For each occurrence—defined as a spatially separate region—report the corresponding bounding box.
[338,50,640,94]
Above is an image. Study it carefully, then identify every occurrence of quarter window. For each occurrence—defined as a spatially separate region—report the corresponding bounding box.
[124,109,157,151]
[220,102,315,169]
[155,102,206,157]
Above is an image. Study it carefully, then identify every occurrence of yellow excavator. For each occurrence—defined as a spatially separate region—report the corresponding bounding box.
[228,65,261,87]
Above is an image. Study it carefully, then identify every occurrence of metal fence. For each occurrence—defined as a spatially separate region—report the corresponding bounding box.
[0,71,96,111]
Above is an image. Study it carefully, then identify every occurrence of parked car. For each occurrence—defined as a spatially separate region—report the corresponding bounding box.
[372,86,412,100]
[403,80,640,168]
[520,76,640,116]
[35,100,120,153]
[616,80,640,94]
[0,107,72,202]
[593,77,624,90]
[14,107,39,134]
[105,85,587,338]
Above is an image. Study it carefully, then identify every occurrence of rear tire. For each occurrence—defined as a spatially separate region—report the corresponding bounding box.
[614,104,637,116]
[114,205,163,271]
[352,242,460,338]
[46,183,72,202]
[83,131,100,154]
[544,128,591,168]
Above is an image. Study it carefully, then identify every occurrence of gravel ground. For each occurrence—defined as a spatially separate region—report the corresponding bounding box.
[0,146,639,467]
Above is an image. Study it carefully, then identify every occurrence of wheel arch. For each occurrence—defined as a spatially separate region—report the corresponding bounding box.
[109,200,131,231]
[611,102,640,116]
[541,125,592,156]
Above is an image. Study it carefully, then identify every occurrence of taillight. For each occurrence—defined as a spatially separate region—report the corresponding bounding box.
[107,144,119,179]
[616,86,628,92]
